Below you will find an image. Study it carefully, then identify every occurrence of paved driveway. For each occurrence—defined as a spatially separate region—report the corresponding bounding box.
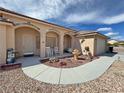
[16,54,124,84]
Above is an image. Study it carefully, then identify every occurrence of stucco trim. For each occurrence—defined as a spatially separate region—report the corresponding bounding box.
[76,31,109,39]
[0,21,13,26]
[45,28,60,35]
[14,24,41,32]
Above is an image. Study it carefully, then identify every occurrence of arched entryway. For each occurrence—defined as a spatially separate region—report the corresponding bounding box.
[64,34,72,53]
[46,31,59,57]
[15,27,40,57]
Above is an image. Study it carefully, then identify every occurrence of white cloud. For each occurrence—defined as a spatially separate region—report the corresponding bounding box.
[0,0,70,19]
[0,0,124,25]
[64,13,124,24]
[64,12,98,23]
[102,13,124,24]
[105,32,119,36]
[104,31,124,41]
[0,0,89,20]
[97,27,112,32]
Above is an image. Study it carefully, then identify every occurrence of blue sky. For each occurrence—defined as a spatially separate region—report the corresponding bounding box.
[0,0,124,41]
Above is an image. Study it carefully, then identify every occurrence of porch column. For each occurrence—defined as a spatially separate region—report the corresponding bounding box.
[59,33,64,55]
[0,24,6,64]
[71,36,75,49]
[6,27,15,49]
[40,32,46,58]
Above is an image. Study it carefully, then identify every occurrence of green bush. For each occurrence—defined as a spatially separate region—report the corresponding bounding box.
[85,46,90,51]
[107,42,119,47]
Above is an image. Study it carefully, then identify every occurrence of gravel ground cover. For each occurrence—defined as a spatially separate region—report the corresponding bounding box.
[0,61,124,93]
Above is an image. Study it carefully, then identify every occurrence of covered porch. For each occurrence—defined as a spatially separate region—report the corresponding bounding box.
[15,26,41,57]
[45,31,73,58]
[5,25,74,63]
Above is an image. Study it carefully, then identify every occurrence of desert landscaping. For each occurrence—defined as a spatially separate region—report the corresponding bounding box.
[0,60,124,93]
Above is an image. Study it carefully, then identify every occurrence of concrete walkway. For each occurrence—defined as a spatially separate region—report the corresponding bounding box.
[16,54,122,84]
[113,54,124,61]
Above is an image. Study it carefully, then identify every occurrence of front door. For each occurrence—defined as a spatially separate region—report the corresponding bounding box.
[23,34,35,54]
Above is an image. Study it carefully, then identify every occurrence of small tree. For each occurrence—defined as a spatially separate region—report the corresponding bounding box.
[119,43,124,47]
[107,42,119,47]
[85,46,90,51]
[113,42,119,47]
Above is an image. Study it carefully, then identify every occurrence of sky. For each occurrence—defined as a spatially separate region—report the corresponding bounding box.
[0,0,124,41]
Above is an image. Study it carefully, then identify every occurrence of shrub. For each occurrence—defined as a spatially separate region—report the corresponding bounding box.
[85,46,90,51]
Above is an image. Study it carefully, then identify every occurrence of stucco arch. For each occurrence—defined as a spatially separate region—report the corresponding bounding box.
[46,31,59,48]
[45,28,60,35]
[45,31,60,57]
[14,24,40,32]
[15,26,40,57]
[64,33,73,38]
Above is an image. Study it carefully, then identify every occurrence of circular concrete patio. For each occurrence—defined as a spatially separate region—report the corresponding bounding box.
[16,55,121,84]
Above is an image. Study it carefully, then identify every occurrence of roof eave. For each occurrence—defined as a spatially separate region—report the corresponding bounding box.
[0,7,77,32]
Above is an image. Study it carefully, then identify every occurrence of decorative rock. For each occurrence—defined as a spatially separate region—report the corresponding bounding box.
[60,61,67,66]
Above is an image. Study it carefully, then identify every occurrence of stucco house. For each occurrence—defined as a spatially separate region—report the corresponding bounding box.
[0,7,108,64]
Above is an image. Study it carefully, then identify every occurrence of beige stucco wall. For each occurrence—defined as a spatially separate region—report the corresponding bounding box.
[64,35,72,49]
[0,24,6,64]
[80,36,95,56]
[73,36,95,56]
[95,36,107,55]
[6,26,15,49]
[15,27,40,56]
[73,37,82,51]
